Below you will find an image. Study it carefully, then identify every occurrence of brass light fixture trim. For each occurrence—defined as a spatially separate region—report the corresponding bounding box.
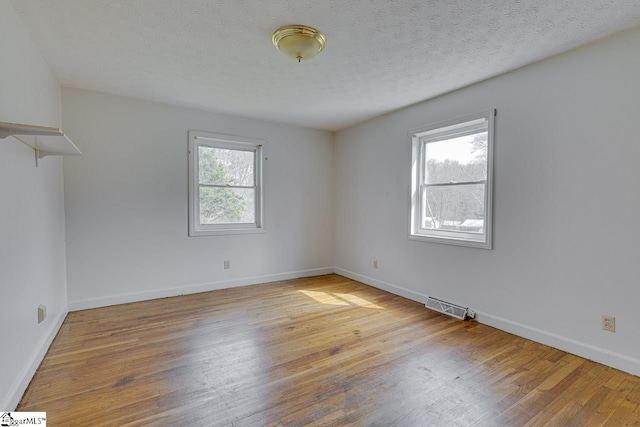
[272,25,327,62]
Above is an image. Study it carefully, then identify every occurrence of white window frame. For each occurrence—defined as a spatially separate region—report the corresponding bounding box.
[409,110,495,249]
[188,130,265,236]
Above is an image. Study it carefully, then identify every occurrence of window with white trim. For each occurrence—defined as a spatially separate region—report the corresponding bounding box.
[410,110,495,249]
[188,131,264,236]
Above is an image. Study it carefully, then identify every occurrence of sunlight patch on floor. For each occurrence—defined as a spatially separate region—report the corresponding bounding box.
[299,290,383,309]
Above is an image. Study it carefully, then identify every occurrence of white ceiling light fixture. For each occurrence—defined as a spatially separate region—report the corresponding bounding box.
[272,25,326,62]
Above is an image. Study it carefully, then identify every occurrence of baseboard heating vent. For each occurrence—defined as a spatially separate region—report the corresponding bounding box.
[425,297,474,320]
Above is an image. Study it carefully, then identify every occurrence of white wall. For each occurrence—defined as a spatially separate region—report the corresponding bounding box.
[0,1,68,410]
[62,88,334,309]
[334,27,640,375]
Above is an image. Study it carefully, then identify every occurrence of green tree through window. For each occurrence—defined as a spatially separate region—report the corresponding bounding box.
[198,146,246,224]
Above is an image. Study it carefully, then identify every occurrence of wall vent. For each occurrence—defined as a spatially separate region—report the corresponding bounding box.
[425,297,472,320]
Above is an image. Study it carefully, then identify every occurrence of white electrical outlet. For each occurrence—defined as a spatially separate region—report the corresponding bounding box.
[602,315,615,332]
[37,305,46,324]
[373,259,378,269]
[224,260,230,270]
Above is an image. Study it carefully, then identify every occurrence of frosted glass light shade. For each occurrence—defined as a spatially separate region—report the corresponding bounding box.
[272,25,326,62]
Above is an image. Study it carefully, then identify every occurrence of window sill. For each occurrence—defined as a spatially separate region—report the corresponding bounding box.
[189,227,266,237]
[408,234,492,249]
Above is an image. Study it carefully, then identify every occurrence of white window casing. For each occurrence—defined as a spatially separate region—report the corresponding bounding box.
[188,130,265,236]
[409,110,495,249]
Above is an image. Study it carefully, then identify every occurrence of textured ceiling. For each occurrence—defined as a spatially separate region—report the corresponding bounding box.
[9,0,640,131]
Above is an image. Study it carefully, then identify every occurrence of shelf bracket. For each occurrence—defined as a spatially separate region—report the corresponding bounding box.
[0,121,81,159]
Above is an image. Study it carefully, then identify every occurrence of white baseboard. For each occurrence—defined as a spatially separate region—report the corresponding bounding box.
[2,309,67,411]
[333,267,428,304]
[477,311,640,377]
[333,267,640,377]
[68,267,335,311]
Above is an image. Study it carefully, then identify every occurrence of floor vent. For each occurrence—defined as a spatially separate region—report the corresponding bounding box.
[425,297,473,320]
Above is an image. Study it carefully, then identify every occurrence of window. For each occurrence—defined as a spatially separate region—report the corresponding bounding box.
[188,131,264,236]
[410,110,495,249]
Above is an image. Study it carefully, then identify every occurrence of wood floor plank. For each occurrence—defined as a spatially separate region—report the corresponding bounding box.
[17,274,640,426]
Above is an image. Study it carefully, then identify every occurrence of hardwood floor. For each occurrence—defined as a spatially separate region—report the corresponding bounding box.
[18,274,640,426]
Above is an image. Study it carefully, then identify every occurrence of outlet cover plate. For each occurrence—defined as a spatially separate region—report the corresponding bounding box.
[602,315,615,332]
[37,305,46,324]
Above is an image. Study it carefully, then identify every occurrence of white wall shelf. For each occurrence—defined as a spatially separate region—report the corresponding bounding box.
[0,121,81,158]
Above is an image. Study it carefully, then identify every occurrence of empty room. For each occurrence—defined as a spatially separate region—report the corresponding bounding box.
[2,0,640,425]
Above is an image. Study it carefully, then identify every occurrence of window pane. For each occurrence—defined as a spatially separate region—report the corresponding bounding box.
[425,132,487,184]
[422,183,485,233]
[200,187,255,224]
[199,146,254,186]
